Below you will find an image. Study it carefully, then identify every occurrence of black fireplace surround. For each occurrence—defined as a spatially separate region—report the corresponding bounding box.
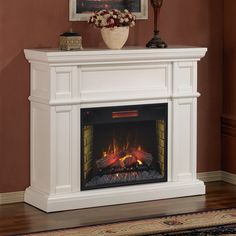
[81,103,168,190]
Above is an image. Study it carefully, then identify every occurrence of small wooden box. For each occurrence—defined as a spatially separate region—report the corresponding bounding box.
[59,32,82,51]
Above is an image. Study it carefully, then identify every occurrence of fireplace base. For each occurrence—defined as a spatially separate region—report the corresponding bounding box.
[24,47,207,212]
[25,181,205,212]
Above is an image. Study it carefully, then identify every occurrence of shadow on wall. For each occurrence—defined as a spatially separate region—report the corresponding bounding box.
[0,52,30,192]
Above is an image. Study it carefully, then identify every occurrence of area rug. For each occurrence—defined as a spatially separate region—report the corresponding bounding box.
[24,208,236,236]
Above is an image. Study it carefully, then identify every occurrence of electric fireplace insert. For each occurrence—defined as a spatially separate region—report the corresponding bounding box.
[81,103,168,190]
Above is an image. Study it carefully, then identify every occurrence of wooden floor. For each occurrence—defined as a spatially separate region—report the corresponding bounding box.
[0,182,236,236]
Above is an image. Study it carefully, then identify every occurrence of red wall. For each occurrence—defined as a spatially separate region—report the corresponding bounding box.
[0,0,223,192]
[222,0,236,174]
[223,1,236,118]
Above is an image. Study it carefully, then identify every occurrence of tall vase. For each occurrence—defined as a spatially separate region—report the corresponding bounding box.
[101,27,129,50]
[146,0,167,48]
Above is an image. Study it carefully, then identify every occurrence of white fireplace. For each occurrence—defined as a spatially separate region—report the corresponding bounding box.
[24,47,207,212]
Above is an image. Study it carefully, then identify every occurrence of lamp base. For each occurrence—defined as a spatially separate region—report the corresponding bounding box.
[146,31,167,48]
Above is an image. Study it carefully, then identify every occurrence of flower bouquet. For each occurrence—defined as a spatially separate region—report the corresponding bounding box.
[88,9,136,49]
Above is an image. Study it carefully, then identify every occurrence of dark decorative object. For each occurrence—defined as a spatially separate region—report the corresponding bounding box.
[146,0,167,48]
[59,31,83,51]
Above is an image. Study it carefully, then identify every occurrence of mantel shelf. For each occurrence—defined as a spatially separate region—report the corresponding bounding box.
[24,46,207,65]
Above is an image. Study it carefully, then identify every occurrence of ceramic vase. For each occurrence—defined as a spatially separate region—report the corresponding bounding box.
[101,27,129,50]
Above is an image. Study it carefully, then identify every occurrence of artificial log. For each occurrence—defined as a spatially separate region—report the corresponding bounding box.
[96,150,154,170]
[124,156,137,167]
[131,150,153,166]
[113,159,125,168]
[96,153,119,169]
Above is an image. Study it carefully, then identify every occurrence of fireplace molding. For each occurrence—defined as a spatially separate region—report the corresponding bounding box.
[24,47,207,212]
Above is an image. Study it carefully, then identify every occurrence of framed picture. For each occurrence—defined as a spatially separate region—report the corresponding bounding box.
[69,0,148,21]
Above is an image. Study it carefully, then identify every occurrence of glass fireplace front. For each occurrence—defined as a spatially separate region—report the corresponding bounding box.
[81,103,168,190]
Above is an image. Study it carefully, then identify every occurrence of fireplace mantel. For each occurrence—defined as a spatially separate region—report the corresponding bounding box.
[25,47,206,65]
[24,46,207,212]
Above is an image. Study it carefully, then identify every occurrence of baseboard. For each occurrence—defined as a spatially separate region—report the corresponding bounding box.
[197,171,222,182]
[1,172,236,206]
[0,191,24,205]
[222,171,236,185]
[198,171,236,184]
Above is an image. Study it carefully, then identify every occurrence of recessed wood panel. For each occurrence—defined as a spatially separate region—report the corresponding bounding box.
[80,64,171,101]
[31,103,50,193]
[32,65,50,99]
[55,108,72,193]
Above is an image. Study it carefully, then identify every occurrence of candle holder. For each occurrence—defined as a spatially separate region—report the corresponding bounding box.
[146,0,167,48]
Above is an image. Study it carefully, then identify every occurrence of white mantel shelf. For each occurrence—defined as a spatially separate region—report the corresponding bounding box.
[24,46,207,65]
[24,46,207,212]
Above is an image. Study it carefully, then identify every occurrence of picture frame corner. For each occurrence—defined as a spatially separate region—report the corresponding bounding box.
[70,0,149,22]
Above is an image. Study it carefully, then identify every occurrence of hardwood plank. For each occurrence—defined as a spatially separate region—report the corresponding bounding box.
[0,182,236,236]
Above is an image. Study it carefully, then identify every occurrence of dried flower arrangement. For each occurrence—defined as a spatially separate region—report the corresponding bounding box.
[88,9,136,28]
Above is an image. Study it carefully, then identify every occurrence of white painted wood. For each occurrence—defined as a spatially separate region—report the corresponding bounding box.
[173,98,196,182]
[55,106,72,194]
[31,102,51,193]
[31,64,50,100]
[24,47,207,66]
[80,63,171,102]
[25,181,205,212]
[24,47,207,212]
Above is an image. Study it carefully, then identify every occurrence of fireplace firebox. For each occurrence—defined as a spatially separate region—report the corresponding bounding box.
[81,104,168,190]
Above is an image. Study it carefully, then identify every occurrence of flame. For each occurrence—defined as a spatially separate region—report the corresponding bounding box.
[101,136,144,167]
[137,160,143,165]
[120,154,132,162]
